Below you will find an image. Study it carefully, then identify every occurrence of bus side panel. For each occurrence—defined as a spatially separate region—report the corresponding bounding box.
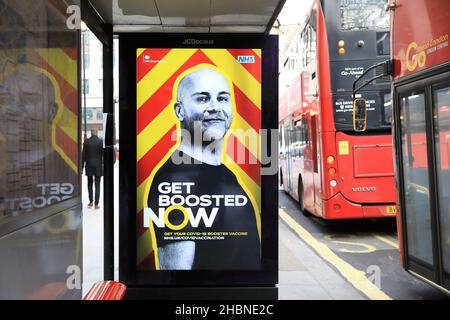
[303,117,316,213]
[317,0,335,134]
[311,114,323,216]
[0,206,82,299]
[393,0,450,79]
[396,210,406,267]
[321,131,339,200]
[279,156,287,192]
[336,132,396,205]
[311,0,333,218]
[290,155,300,201]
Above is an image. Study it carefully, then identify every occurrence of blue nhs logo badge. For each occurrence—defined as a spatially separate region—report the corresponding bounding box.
[237,55,255,64]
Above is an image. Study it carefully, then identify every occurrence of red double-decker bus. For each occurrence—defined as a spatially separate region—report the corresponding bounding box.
[389,0,450,294]
[279,0,397,219]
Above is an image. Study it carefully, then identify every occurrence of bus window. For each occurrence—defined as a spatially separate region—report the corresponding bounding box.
[383,92,393,125]
[302,117,309,143]
[340,0,389,31]
[400,91,434,266]
[289,129,297,157]
[296,127,303,156]
[432,84,450,274]
[301,6,317,68]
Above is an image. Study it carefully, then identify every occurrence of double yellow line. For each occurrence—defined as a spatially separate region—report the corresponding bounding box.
[279,208,392,300]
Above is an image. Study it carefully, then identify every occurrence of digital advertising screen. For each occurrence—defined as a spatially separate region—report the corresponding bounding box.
[135,48,262,271]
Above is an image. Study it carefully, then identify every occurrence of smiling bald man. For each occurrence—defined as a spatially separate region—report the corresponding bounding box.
[146,67,260,271]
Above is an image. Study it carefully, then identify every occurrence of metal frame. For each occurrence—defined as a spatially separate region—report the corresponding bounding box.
[393,60,450,292]
[265,0,287,34]
[0,7,83,239]
[81,1,115,280]
[118,33,279,294]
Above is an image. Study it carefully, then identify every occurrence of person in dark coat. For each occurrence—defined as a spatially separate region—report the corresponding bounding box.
[82,129,103,209]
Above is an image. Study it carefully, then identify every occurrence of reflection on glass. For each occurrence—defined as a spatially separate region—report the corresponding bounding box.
[383,92,392,125]
[86,108,94,121]
[82,79,89,94]
[96,108,103,120]
[81,25,103,141]
[0,0,79,222]
[400,92,434,265]
[340,0,390,31]
[433,86,450,274]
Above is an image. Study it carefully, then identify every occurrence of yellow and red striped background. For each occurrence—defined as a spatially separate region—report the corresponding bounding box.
[33,48,79,172]
[136,48,262,270]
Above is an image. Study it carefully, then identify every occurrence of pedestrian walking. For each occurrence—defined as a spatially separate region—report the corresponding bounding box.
[82,129,103,209]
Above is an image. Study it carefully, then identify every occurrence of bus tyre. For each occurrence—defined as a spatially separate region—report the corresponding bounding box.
[298,179,310,216]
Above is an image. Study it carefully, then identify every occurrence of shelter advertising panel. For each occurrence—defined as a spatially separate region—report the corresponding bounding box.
[136,48,262,271]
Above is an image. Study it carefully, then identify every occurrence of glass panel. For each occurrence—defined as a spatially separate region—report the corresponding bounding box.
[400,92,434,265]
[82,31,90,69]
[0,0,79,223]
[383,92,392,125]
[96,108,103,120]
[81,24,103,140]
[81,79,89,94]
[86,108,94,121]
[433,85,450,274]
[340,0,389,31]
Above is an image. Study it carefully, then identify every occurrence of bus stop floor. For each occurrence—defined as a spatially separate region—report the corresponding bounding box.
[82,162,120,298]
[278,219,364,300]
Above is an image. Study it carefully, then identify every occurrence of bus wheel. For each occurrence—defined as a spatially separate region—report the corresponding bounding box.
[298,179,310,216]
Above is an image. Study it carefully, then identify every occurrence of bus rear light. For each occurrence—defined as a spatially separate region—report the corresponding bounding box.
[328,167,336,175]
[338,40,345,47]
[338,48,346,55]
[327,155,335,164]
[330,180,337,187]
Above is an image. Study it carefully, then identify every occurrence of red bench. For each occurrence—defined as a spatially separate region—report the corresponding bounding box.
[84,281,126,300]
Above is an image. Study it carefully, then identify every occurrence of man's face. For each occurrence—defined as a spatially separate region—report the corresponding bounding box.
[177,68,233,142]
[0,68,56,174]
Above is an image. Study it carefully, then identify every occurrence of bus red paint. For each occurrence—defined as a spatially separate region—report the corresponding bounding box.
[390,0,450,294]
[279,0,397,219]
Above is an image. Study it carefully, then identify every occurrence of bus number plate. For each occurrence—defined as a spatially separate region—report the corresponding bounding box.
[386,206,399,214]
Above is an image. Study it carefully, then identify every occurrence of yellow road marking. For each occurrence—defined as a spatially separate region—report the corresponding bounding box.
[374,235,398,249]
[279,208,392,300]
[324,234,377,253]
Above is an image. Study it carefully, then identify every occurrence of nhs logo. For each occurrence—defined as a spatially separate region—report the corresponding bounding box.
[237,55,255,64]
